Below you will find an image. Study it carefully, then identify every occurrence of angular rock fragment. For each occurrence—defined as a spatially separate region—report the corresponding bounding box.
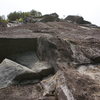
[8,51,54,78]
[41,71,74,100]
[41,69,99,100]
[0,58,37,88]
[0,58,55,88]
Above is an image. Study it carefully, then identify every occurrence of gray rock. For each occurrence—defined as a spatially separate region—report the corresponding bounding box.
[41,13,59,22]
[0,58,54,88]
[8,51,38,69]
[42,71,75,100]
[0,58,35,88]
[65,15,91,24]
[8,51,54,78]
[41,69,99,100]
[0,20,99,100]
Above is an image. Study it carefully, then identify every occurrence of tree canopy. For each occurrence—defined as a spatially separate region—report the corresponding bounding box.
[7,10,42,21]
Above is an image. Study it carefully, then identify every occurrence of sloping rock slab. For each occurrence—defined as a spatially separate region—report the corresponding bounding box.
[8,51,39,69]
[8,51,54,78]
[0,58,54,89]
[0,58,38,88]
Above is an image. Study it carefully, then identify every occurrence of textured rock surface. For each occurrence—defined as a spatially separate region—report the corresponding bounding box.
[0,21,99,100]
[65,15,91,24]
[0,59,54,88]
[41,69,99,100]
[0,59,35,88]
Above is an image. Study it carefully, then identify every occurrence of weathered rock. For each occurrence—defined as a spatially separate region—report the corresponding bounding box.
[78,64,100,100]
[0,59,37,88]
[8,51,38,69]
[41,69,99,100]
[8,51,54,78]
[0,38,37,62]
[37,36,100,68]
[70,44,91,65]
[0,84,43,100]
[37,36,73,70]
[39,96,56,100]
[41,13,59,22]
[41,70,75,100]
[0,20,99,100]
[0,58,55,88]
[65,15,91,24]
[78,64,100,84]
[65,15,84,24]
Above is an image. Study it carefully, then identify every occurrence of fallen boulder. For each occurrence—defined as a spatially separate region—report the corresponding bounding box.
[8,51,54,79]
[65,15,91,24]
[41,13,59,22]
[0,58,37,88]
[0,58,55,88]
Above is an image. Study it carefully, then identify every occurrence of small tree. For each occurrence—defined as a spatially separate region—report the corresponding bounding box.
[7,11,20,21]
[0,15,8,23]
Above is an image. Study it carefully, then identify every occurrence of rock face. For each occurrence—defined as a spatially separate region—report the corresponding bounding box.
[0,20,99,100]
[0,38,37,62]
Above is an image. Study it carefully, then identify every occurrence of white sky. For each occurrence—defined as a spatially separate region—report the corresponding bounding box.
[0,0,100,26]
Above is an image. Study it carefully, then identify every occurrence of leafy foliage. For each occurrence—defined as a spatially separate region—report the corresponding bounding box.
[0,15,8,23]
[7,10,42,22]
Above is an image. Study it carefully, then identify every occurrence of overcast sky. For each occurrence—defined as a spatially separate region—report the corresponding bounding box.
[0,0,100,26]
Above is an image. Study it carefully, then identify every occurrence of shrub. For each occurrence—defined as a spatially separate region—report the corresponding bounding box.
[7,10,42,22]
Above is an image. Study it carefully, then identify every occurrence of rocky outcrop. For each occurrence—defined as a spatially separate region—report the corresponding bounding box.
[0,59,36,88]
[37,36,100,68]
[0,21,99,100]
[41,13,59,22]
[65,15,91,24]
[0,58,54,88]
[41,69,99,100]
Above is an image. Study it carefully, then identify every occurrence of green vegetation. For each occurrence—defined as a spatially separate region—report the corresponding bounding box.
[7,9,42,22]
[0,15,8,24]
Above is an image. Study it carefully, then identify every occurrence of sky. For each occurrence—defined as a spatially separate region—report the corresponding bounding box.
[0,0,100,26]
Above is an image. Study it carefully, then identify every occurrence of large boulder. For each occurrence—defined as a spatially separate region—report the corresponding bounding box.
[41,13,59,22]
[65,15,91,24]
[0,58,54,88]
[37,36,100,69]
[8,51,54,78]
[0,59,36,88]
